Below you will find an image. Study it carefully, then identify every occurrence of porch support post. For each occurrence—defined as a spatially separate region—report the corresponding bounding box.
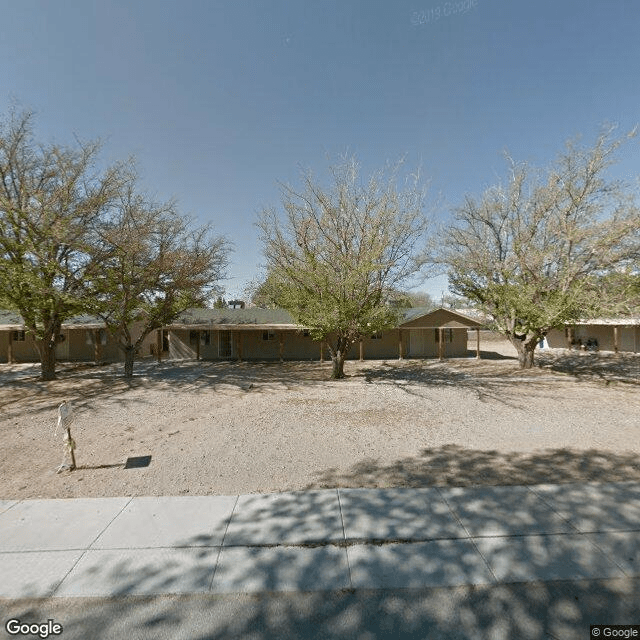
[566,325,574,349]
[320,341,324,362]
[196,330,201,361]
[476,328,481,359]
[613,326,619,354]
[156,329,162,362]
[439,328,444,361]
[398,329,403,360]
[359,338,364,361]
[279,332,284,362]
[237,331,242,362]
[7,330,13,364]
[94,329,101,364]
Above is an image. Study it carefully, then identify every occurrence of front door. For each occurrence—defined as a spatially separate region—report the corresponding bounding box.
[218,330,232,358]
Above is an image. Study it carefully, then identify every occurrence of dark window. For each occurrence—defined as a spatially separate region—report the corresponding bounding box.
[434,328,454,343]
[262,330,275,341]
[370,331,383,339]
[11,330,26,341]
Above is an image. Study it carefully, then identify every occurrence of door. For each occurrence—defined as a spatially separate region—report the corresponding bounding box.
[218,330,232,358]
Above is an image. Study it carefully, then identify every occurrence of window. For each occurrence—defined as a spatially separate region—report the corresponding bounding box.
[11,330,25,341]
[302,329,311,337]
[434,328,454,343]
[88,329,107,345]
[370,331,383,339]
[262,330,275,341]
[189,330,210,345]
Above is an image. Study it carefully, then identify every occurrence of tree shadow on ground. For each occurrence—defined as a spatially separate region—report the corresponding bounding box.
[0,359,335,419]
[465,348,518,360]
[536,351,640,385]
[305,445,640,489]
[358,360,553,408]
[2,470,639,639]
[4,579,638,640]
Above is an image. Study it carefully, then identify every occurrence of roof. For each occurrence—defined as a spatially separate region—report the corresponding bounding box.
[573,317,640,326]
[0,306,487,331]
[399,307,485,329]
[169,308,300,330]
[0,310,107,330]
[0,310,22,329]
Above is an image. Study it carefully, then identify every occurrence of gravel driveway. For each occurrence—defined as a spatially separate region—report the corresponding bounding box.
[1,340,639,500]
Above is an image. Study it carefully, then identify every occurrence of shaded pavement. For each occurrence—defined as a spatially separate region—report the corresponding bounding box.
[0,481,639,639]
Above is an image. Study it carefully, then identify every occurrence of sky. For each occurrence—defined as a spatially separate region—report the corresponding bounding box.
[2,0,640,303]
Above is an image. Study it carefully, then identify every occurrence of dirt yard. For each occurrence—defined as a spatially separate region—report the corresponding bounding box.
[1,339,639,499]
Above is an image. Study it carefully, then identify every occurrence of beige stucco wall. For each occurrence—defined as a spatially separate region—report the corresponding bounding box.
[0,324,151,364]
[56,328,122,363]
[161,329,322,361]
[0,331,39,363]
[405,328,468,358]
[132,325,476,363]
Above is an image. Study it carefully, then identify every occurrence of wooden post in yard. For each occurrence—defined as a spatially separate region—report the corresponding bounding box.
[359,338,364,361]
[156,329,162,362]
[279,332,284,362]
[7,330,13,364]
[614,326,619,354]
[476,328,481,359]
[438,328,444,361]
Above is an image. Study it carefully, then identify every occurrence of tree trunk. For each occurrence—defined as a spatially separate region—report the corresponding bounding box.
[331,352,346,379]
[329,335,351,379]
[124,347,135,379]
[511,337,537,369]
[39,341,57,380]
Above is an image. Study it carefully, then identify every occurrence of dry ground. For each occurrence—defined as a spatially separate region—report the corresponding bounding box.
[1,338,639,499]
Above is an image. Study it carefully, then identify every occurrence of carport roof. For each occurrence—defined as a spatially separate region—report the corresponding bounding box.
[573,316,640,326]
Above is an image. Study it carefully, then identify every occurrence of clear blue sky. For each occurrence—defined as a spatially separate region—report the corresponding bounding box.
[2,0,639,302]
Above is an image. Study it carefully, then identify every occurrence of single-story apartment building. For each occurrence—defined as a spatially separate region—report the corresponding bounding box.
[543,317,640,353]
[0,310,124,364]
[0,307,485,364]
[155,307,485,362]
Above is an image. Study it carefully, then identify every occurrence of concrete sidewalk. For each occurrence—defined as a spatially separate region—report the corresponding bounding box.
[0,482,639,599]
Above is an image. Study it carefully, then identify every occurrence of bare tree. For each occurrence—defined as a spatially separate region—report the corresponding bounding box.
[257,156,430,379]
[86,183,230,378]
[0,109,124,380]
[436,127,640,368]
